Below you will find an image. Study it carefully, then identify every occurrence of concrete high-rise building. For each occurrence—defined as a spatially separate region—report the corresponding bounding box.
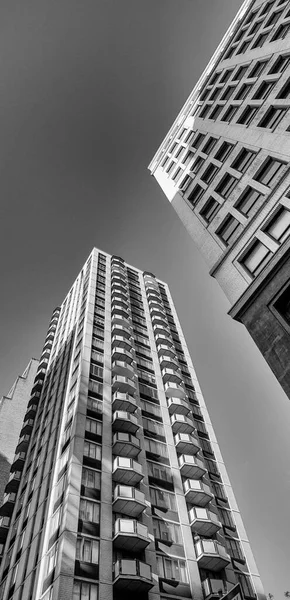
[0,359,39,508]
[149,0,290,399]
[0,248,264,600]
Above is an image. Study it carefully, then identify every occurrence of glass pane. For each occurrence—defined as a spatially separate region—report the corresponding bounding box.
[244,242,269,273]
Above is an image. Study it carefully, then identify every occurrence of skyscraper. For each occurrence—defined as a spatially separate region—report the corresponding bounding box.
[0,248,264,600]
[149,0,290,399]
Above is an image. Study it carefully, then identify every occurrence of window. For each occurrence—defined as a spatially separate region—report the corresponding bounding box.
[220,86,235,101]
[156,556,188,583]
[201,164,219,184]
[269,54,290,74]
[234,65,248,80]
[182,151,194,167]
[79,499,100,523]
[149,487,177,511]
[45,544,58,577]
[216,215,243,245]
[87,397,102,415]
[188,185,205,207]
[141,399,161,418]
[249,60,267,78]
[231,148,255,173]
[277,78,290,99]
[239,240,272,276]
[202,136,218,154]
[273,283,290,326]
[76,537,99,563]
[272,22,290,41]
[86,418,102,436]
[260,0,274,15]
[191,132,206,149]
[84,441,102,461]
[221,105,238,122]
[147,461,173,483]
[215,142,233,162]
[236,574,256,599]
[225,537,244,561]
[209,87,221,101]
[237,39,251,54]
[235,83,252,100]
[153,519,182,544]
[200,198,220,223]
[220,69,233,83]
[266,10,283,27]
[72,581,98,600]
[191,156,205,174]
[254,81,274,99]
[264,206,290,243]
[142,418,165,440]
[90,365,103,380]
[234,187,262,217]
[144,438,168,457]
[81,468,101,489]
[209,104,223,120]
[258,106,288,129]
[254,156,285,186]
[215,174,238,199]
[237,106,258,125]
[252,32,269,48]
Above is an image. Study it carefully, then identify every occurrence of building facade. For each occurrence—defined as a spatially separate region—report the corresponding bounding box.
[0,359,39,509]
[0,248,264,600]
[149,0,290,399]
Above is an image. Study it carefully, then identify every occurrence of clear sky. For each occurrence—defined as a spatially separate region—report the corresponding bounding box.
[0,0,289,595]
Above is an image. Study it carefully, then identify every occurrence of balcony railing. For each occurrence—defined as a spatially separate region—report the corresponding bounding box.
[174,432,200,455]
[112,360,135,379]
[112,375,136,395]
[112,432,141,458]
[195,539,230,571]
[167,397,190,416]
[183,479,213,507]
[113,485,146,517]
[112,411,139,435]
[113,559,154,592]
[112,392,136,413]
[113,457,143,485]
[165,381,186,399]
[113,518,150,551]
[178,454,206,479]
[170,414,194,434]
[188,507,222,537]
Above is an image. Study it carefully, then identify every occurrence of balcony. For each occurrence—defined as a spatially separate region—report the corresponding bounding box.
[111,283,129,298]
[188,507,222,537]
[112,432,141,458]
[157,344,176,358]
[112,392,136,414]
[154,332,173,347]
[149,306,166,319]
[164,381,186,399]
[174,433,200,455]
[113,457,143,485]
[113,485,146,517]
[162,368,183,385]
[111,335,132,352]
[0,493,16,517]
[112,411,139,435]
[5,471,21,493]
[113,360,135,379]
[112,375,136,395]
[183,479,213,507]
[111,293,128,307]
[170,414,194,435]
[111,323,132,339]
[112,346,133,364]
[195,540,230,572]
[11,452,26,471]
[159,354,180,370]
[113,518,150,551]
[178,455,206,479]
[167,398,190,416]
[113,559,154,593]
[20,419,35,436]
[15,435,30,454]
[0,517,10,542]
[25,404,38,419]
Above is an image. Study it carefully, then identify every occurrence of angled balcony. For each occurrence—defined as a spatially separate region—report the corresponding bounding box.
[149,306,166,319]
[20,419,35,436]
[15,435,30,454]
[113,457,143,485]
[111,323,132,339]
[111,283,129,298]
[112,375,136,396]
[162,368,183,386]
[167,397,190,416]
[111,293,128,308]
[178,455,206,479]
[0,517,10,542]
[195,540,230,572]
[157,344,176,358]
[112,346,133,364]
[113,518,150,551]
[112,411,139,435]
[154,332,173,347]
[113,559,154,593]
[112,432,141,458]
[183,479,213,507]
[111,335,132,352]
[202,578,227,599]
[188,507,222,537]
[0,493,16,517]
[113,485,146,517]
[174,433,200,455]
[170,414,194,435]
[11,452,26,472]
[112,392,136,414]
[159,354,180,371]
[5,471,22,494]
[25,404,38,419]
[165,381,186,399]
[112,360,135,379]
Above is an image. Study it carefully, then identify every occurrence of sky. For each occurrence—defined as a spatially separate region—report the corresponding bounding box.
[0,0,289,595]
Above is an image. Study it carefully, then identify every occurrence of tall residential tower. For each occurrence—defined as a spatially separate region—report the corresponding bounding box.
[0,248,265,600]
[149,0,290,399]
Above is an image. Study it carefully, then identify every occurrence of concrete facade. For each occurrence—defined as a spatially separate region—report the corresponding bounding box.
[149,0,290,399]
[0,248,265,600]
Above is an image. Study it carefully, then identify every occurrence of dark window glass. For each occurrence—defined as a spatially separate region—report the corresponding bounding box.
[215,142,234,162]
[199,104,211,118]
[258,106,288,129]
[240,240,272,276]
[191,156,205,174]
[254,156,285,186]
[234,65,249,80]
[277,78,290,99]
[191,132,206,149]
[209,104,223,120]
[200,198,220,223]
[215,174,238,199]
[253,32,269,47]
[254,81,274,99]
[221,86,235,101]
[221,105,238,122]
[235,83,252,100]
[264,206,290,243]
[202,137,218,154]
[272,23,290,41]
[249,60,267,78]
[201,164,219,184]
[231,148,255,173]
[216,215,243,245]
[188,185,205,207]
[273,283,290,326]
[266,10,282,27]
[237,106,258,125]
[237,40,251,54]
[234,187,262,217]
[220,69,233,83]
[269,54,290,74]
